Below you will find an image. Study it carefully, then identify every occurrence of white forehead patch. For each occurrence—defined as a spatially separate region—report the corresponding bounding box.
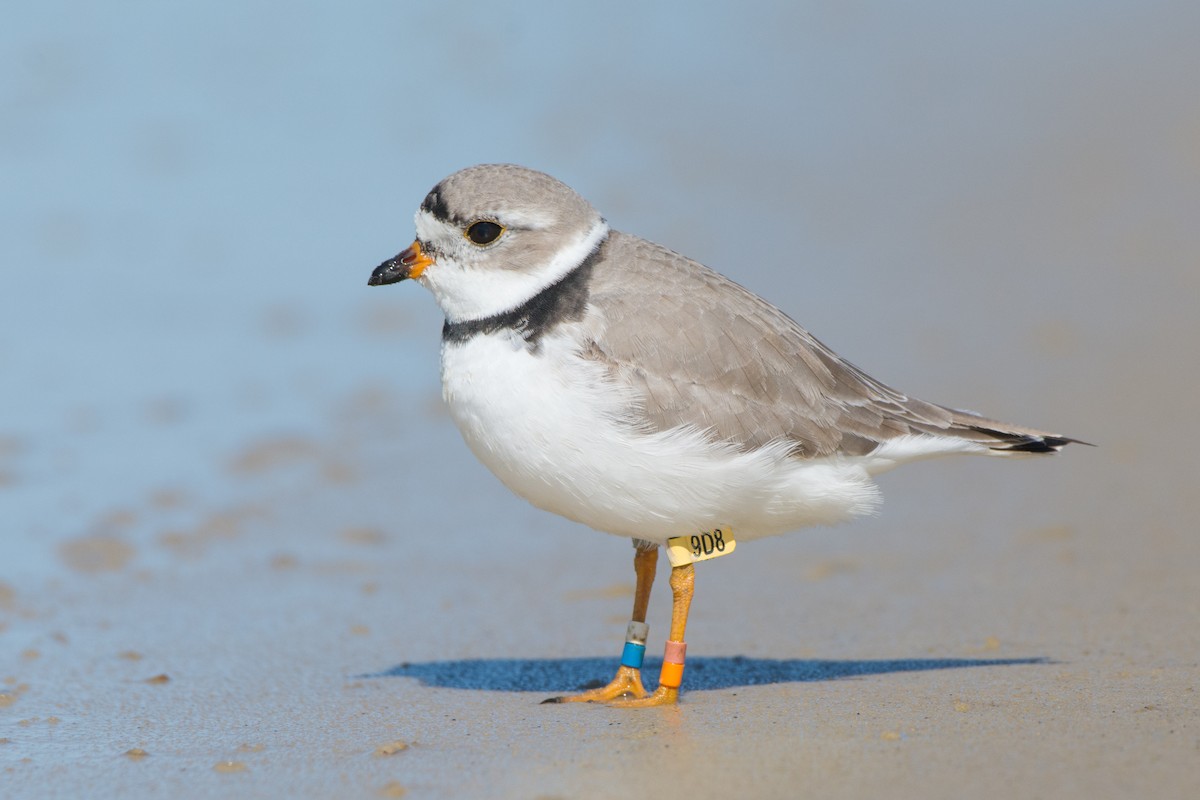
[413,209,451,243]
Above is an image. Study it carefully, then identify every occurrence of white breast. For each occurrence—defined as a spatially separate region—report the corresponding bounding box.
[439,327,885,543]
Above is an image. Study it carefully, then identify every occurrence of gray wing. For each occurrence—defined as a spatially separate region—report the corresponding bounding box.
[582,232,1073,458]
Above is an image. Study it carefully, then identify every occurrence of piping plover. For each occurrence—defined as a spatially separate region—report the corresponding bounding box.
[369,163,1082,707]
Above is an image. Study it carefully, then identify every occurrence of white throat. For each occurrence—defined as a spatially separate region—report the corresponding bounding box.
[419,218,609,324]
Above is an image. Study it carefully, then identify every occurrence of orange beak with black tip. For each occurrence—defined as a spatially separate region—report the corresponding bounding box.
[368,240,434,285]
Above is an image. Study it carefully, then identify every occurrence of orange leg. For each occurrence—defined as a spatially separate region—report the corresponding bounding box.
[608,561,694,707]
[544,545,659,703]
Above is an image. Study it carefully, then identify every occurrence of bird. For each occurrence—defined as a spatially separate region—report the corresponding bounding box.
[368,163,1083,707]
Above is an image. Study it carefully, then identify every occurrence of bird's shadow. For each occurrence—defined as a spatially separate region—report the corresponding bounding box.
[363,655,1048,693]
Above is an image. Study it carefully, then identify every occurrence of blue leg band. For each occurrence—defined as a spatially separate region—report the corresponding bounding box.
[620,641,647,669]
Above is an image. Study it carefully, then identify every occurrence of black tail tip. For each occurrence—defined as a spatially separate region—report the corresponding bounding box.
[991,435,1094,454]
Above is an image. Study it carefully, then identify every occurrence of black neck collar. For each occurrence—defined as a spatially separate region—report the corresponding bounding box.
[442,236,607,348]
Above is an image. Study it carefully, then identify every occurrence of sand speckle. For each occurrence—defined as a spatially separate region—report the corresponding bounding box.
[228,436,320,474]
[966,636,1002,654]
[148,488,188,509]
[59,535,135,573]
[157,507,264,557]
[321,461,358,484]
[881,730,902,741]
[143,396,188,426]
[805,559,859,581]
[95,509,138,530]
[954,701,971,713]
[0,436,23,459]
[236,743,265,753]
[270,553,299,570]
[339,527,387,547]
[374,740,410,756]
[1024,525,1075,543]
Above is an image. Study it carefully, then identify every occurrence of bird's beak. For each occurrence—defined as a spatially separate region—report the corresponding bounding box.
[368,240,435,285]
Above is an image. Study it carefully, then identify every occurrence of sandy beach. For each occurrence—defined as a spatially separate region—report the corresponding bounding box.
[3,3,1198,797]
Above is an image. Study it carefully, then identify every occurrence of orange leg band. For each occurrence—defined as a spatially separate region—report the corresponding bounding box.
[658,640,687,688]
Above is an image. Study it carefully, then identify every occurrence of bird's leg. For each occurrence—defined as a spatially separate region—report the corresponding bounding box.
[543,543,659,703]
[608,561,695,707]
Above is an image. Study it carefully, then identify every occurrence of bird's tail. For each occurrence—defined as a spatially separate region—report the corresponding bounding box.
[943,410,1091,455]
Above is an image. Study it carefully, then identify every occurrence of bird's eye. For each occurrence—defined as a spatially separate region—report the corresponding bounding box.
[465,220,505,246]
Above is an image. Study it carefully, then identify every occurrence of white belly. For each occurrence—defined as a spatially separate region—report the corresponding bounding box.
[440,328,883,543]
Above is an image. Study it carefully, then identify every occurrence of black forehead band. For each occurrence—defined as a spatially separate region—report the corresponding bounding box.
[420,184,454,223]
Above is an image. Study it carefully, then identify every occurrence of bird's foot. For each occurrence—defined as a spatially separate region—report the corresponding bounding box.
[542,665,647,704]
[604,685,680,708]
